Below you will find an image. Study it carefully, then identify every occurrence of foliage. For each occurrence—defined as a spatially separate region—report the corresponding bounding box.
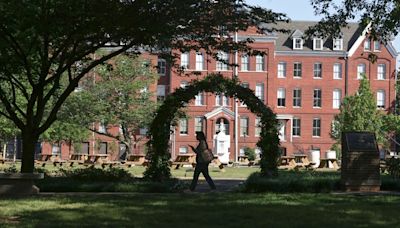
[0,0,288,173]
[331,77,399,148]
[309,0,399,41]
[386,158,400,179]
[244,147,256,161]
[57,166,133,182]
[144,74,280,181]
[0,164,18,173]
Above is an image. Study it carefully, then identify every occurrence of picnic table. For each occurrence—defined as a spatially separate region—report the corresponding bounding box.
[171,153,196,169]
[125,154,148,167]
[318,158,339,169]
[35,154,66,167]
[238,155,249,164]
[279,156,296,169]
[68,154,88,166]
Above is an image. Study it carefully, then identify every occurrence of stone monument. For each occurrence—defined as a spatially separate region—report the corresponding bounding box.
[214,121,230,164]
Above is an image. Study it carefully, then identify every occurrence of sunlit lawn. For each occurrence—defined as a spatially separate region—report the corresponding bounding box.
[0,193,399,227]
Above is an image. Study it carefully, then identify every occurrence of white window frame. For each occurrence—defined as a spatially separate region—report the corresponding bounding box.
[357,63,366,79]
[278,62,286,78]
[293,38,303,50]
[157,85,166,101]
[292,118,301,137]
[333,38,343,50]
[240,117,249,136]
[216,51,229,71]
[293,88,301,108]
[364,39,371,51]
[256,55,265,71]
[180,81,188,88]
[179,118,188,135]
[313,38,323,50]
[179,146,188,154]
[313,62,322,78]
[216,94,229,106]
[195,92,204,106]
[313,89,322,108]
[312,118,321,137]
[377,90,385,109]
[374,41,381,51]
[180,52,189,69]
[194,117,203,132]
[195,52,204,70]
[377,64,386,80]
[241,54,249,71]
[277,88,286,107]
[332,89,341,109]
[157,59,166,76]
[293,62,302,78]
[255,83,264,102]
[333,63,342,79]
[255,117,261,137]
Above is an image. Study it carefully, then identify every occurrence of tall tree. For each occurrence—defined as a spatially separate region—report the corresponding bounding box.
[332,77,400,149]
[60,54,159,159]
[309,0,400,40]
[0,0,288,173]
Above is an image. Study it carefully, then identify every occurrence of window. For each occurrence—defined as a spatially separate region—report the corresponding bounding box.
[240,83,249,106]
[179,146,188,154]
[313,62,322,78]
[99,142,107,154]
[293,38,303,49]
[216,51,229,71]
[313,89,322,108]
[157,85,166,101]
[195,117,203,132]
[293,88,301,107]
[333,38,343,50]
[255,83,264,102]
[377,64,386,80]
[377,90,385,109]
[157,59,166,76]
[180,52,189,69]
[313,38,323,50]
[292,118,301,136]
[278,62,286,78]
[195,52,204,70]
[333,63,342,79]
[80,142,90,154]
[312,118,321,137]
[374,41,381,51]
[179,118,188,135]
[99,122,106,133]
[293,62,302,77]
[333,89,341,109]
[139,128,148,135]
[364,39,371,51]
[277,88,286,107]
[241,54,249,71]
[215,94,229,106]
[195,92,204,106]
[255,117,261,137]
[52,143,61,155]
[180,81,188,88]
[119,143,126,156]
[357,63,366,79]
[239,148,245,156]
[240,117,249,136]
[256,55,265,71]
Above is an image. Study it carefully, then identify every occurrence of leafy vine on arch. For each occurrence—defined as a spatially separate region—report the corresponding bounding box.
[144,73,280,181]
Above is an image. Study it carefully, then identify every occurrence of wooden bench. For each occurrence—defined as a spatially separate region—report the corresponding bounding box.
[125,154,147,167]
[294,154,311,168]
[171,154,196,169]
[318,158,339,169]
[279,156,296,169]
[35,154,66,167]
[68,154,88,167]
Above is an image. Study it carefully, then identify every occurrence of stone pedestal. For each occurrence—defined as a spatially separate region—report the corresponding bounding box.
[0,173,44,195]
[341,132,380,192]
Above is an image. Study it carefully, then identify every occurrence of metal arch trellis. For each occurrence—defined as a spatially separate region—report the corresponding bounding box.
[143,73,280,181]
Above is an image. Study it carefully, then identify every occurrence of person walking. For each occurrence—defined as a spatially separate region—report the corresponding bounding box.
[189,131,216,191]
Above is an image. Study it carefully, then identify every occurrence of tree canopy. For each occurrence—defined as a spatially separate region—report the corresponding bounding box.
[0,0,288,172]
[309,0,400,41]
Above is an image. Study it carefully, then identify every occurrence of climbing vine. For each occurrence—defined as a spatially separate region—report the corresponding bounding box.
[144,73,280,181]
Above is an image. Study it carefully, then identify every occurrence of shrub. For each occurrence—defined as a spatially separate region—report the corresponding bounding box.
[386,157,400,179]
[244,147,256,161]
[0,165,18,173]
[58,166,133,181]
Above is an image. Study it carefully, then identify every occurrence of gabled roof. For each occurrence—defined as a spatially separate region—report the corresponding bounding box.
[262,21,363,52]
[204,106,235,120]
[291,29,304,38]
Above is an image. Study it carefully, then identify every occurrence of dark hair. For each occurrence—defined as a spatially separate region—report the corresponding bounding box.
[195,131,208,148]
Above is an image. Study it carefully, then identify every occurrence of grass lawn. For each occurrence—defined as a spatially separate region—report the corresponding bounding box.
[0,193,399,227]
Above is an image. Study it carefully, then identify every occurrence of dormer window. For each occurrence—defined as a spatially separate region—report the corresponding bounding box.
[293,38,303,50]
[333,38,343,50]
[364,39,371,51]
[313,38,323,50]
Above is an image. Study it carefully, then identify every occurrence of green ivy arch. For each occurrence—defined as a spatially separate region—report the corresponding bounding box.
[144,74,280,181]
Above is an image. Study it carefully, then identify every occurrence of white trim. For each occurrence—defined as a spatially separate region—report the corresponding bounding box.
[204,107,235,120]
[348,23,372,57]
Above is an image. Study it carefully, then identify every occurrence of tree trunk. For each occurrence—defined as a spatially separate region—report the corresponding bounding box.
[20,131,38,173]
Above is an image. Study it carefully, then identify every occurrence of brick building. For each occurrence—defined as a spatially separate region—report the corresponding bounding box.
[36,21,397,162]
[168,21,397,162]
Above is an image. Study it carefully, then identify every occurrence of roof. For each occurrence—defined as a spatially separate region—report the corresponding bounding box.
[262,21,364,52]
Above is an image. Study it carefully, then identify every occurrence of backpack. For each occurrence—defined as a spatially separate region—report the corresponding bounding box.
[200,148,214,163]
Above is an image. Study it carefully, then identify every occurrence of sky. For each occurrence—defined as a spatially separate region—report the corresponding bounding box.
[246,0,400,66]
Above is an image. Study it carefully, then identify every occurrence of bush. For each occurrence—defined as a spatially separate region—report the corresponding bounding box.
[58,166,133,181]
[244,147,256,161]
[386,157,400,179]
[241,171,341,193]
